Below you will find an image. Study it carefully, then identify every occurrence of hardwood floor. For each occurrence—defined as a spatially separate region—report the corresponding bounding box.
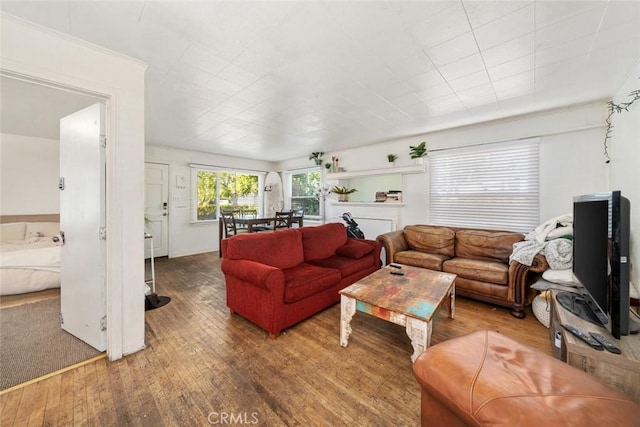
[0,252,551,426]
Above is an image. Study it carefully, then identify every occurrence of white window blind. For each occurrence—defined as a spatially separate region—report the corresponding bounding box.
[429,138,540,232]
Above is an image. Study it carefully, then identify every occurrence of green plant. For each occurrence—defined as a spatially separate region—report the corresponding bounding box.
[387,154,398,162]
[324,162,332,169]
[331,186,357,195]
[308,152,324,165]
[409,141,427,159]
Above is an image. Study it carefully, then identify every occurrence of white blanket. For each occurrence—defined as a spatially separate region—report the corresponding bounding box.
[0,246,61,272]
[510,237,573,270]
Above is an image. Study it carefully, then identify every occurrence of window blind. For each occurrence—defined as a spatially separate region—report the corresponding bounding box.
[429,138,540,233]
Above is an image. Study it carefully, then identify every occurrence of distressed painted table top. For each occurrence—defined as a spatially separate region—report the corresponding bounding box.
[340,265,456,321]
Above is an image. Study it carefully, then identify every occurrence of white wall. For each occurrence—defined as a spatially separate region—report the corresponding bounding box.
[610,61,640,290]
[145,145,275,257]
[1,14,147,359]
[0,133,59,215]
[278,102,610,232]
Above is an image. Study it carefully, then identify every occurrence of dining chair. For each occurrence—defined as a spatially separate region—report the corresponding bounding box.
[220,211,249,258]
[272,210,293,230]
[290,209,304,227]
[241,208,257,218]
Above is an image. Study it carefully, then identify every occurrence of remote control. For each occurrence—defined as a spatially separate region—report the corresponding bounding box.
[390,270,404,276]
[389,263,402,269]
[561,325,604,351]
[589,332,622,354]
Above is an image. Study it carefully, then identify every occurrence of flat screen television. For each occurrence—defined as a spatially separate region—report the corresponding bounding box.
[558,191,631,339]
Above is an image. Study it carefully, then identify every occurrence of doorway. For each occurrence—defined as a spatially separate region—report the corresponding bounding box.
[0,76,106,348]
[144,162,170,258]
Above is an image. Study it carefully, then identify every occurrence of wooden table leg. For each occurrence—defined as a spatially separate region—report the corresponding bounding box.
[406,317,430,363]
[449,282,455,319]
[340,295,356,347]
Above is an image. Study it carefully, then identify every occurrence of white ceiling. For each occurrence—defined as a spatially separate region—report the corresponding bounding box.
[0,77,100,140]
[1,1,639,161]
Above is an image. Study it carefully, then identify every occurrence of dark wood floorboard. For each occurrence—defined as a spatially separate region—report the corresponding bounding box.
[0,252,551,426]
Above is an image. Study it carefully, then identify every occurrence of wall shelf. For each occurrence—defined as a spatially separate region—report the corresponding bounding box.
[325,164,425,179]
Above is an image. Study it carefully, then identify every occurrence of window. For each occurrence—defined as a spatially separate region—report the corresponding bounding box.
[290,170,321,217]
[429,139,539,232]
[192,167,263,222]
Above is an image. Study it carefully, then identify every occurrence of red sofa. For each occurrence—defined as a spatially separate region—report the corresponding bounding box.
[221,223,382,337]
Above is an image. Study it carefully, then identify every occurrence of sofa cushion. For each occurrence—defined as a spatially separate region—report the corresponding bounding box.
[455,229,523,263]
[300,223,348,261]
[394,250,450,271]
[308,255,375,278]
[225,228,304,270]
[335,239,374,259]
[283,263,341,303]
[443,258,509,285]
[404,225,455,257]
[0,222,26,241]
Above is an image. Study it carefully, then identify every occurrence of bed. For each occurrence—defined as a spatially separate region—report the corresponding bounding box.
[0,216,61,296]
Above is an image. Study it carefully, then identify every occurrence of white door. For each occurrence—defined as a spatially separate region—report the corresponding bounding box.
[60,102,107,352]
[144,163,169,258]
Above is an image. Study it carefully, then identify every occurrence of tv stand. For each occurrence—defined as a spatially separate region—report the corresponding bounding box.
[556,291,606,326]
[549,290,640,403]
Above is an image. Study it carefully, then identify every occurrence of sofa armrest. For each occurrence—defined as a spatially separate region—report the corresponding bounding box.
[508,253,550,317]
[221,259,285,293]
[376,230,408,265]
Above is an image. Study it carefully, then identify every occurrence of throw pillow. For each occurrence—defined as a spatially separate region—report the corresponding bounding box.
[336,240,373,259]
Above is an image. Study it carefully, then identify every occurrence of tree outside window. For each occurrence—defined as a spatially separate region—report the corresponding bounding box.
[195,170,261,221]
[291,171,321,216]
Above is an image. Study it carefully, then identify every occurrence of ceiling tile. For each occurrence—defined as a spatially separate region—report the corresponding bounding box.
[473,4,535,51]
[463,1,532,29]
[426,32,480,67]
[439,54,486,81]
[481,33,534,68]
[410,2,472,49]
[487,54,534,82]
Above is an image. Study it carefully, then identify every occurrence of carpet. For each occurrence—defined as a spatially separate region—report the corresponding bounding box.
[0,297,103,391]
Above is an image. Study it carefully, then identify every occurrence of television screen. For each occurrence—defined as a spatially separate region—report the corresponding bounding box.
[571,191,631,338]
[572,198,609,323]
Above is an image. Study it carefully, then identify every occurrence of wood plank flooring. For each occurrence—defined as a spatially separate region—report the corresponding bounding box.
[0,252,552,426]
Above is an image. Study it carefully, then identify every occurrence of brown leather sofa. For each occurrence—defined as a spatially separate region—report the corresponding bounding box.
[377,225,548,318]
[413,330,640,426]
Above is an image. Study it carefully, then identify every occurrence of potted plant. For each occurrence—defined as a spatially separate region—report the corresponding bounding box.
[324,162,332,170]
[332,186,357,202]
[387,154,398,165]
[309,152,325,165]
[409,141,427,163]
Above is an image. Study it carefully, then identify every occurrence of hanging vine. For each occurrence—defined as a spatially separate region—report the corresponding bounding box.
[603,88,640,163]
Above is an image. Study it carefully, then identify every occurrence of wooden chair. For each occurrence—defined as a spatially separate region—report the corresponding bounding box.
[272,211,293,230]
[220,211,248,257]
[293,209,304,227]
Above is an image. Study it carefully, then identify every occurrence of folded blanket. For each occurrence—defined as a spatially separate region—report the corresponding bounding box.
[543,238,573,270]
[510,240,545,266]
[526,213,573,244]
[510,238,573,269]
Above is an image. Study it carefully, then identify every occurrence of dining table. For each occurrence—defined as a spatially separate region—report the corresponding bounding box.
[218,213,304,256]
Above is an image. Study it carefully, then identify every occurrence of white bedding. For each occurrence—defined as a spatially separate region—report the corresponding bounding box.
[0,227,61,296]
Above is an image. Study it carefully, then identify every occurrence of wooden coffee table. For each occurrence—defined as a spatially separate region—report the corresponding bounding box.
[340,265,456,362]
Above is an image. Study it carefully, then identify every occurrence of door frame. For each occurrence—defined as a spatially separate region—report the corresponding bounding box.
[2,15,148,361]
[2,72,118,354]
